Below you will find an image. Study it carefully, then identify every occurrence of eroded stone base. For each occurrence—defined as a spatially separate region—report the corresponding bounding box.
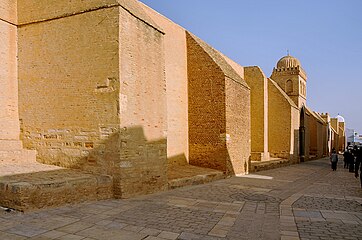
[250,152,270,161]
[0,159,113,211]
[250,158,292,173]
[168,164,225,190]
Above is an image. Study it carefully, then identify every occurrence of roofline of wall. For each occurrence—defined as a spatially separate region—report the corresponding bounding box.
[0,17,17,26]
[16,3,164,34]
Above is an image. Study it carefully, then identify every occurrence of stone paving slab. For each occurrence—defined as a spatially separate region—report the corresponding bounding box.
[0,157,361,239]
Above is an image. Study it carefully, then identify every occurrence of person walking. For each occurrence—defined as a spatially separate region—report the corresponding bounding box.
[348,149,355,173]
[343,148,349,169]
[350,145,358,173]
[355,147,362,188]
[330,148,338,171]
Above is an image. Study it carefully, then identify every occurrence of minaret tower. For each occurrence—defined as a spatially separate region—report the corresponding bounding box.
[270,54,307,108]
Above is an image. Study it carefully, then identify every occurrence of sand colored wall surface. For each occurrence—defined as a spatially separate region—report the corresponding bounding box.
[187,33,227,172]
[309,113,318,156]
[117,7,167,198]
[338,122,345,152]
[187,32,250,175]
[268,79,298,159]
[0,1,19,140]
[0,0,341,204]
[141,3,189,165]
[0,0,17,24]
[225,78,250,174]
[290,106,300,161]
[17,0,160,31]
[307,110,326,158]
[244,66,269,161]
[18,7,120,169]
[18,4,167,198]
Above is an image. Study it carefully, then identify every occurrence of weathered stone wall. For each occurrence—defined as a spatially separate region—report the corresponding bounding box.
[304,112,311,160]
[309,113,318,156]
[317,121,324,157]
[0,0,20,140]
[187,32,250,175]
[244,66,269,161]
[16,0,160,29]
[187,33,227,172]
[338,122,345,152]
[0,0,17,24]
[116,7,167,198]
[141,3,189,166]
[291,106,300,162]
[225,77,250,174]
[18,7,121,171]
[18,2,167,198]
[223,56,250,174]
[308,111,325,158]
[268,79,298,159]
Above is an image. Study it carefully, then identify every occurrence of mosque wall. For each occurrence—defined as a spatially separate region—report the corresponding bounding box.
[291,106,300,162]
[116,7,167,198]
[0,0,344,202]
[338,122,346,152]
[225,77,251,175]
[268,79,298,159]
[0,0,17,23]
[0,0,20,140]
[187,33,227,172]
[224,58,250,175]
[18,3,167,198]
[18,7,121,169]
[308,113,325,159]
[309,114,318,157]
[187,32,250,175]
[141,3,189,166]
[244,66,269,161]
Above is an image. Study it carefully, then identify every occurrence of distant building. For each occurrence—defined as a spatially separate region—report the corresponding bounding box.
[347,128,356,146]
[355,132,362,145]
[346,128,362,146]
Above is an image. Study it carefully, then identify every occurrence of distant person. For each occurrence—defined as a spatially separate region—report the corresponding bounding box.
[330,148,338,171]
[348,149,355,173]
[355,147,362,188]
[350,145,359,172]
[343,148,349,169]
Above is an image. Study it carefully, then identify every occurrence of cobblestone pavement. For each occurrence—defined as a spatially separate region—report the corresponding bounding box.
[0,158,361,240]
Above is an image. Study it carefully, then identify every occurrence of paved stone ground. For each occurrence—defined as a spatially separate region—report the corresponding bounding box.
[0,157,361,240]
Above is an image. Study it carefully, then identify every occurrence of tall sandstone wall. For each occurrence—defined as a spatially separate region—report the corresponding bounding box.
[0,0,20,140]
[187,32,250,175]
[225,77,250,174]
[268,79,299,160]
[117,7,167,198]
[244,66,269,161]
[223,56,250,174]
[18,7,121,170]
[141,3,189,165]
[18,1,167,198]
[308,112,325,158]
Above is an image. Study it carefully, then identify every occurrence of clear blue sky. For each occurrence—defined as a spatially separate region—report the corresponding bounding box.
[140,0,362,134]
